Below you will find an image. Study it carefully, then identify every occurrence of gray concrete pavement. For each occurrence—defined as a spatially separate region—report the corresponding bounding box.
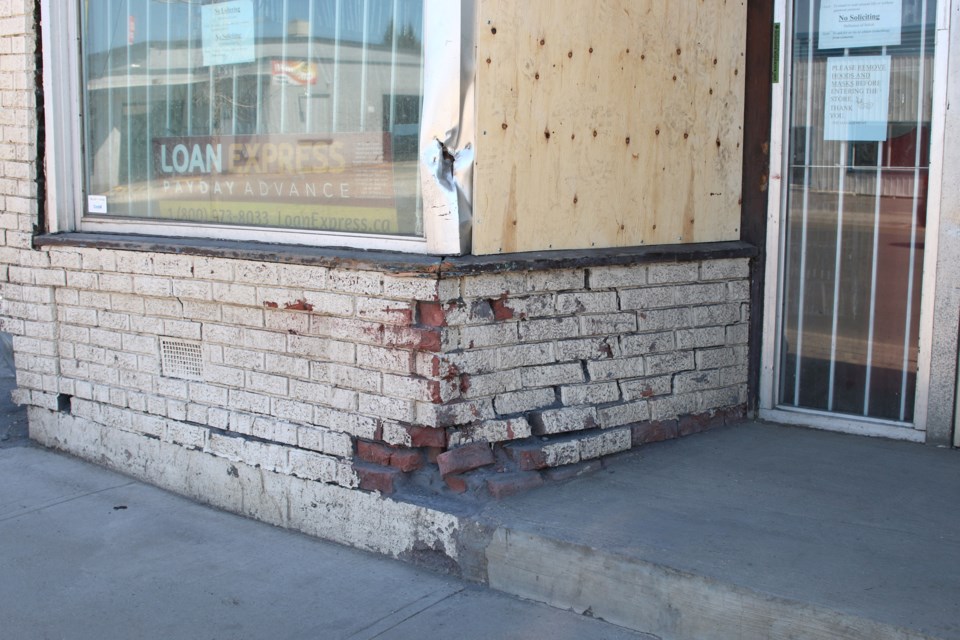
[475,423,960,639]
[0,429,648,639]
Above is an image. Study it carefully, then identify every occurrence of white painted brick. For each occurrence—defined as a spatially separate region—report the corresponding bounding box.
[556,291,618,314]
[674,370,722,394]
[115,252,154,274]
[727,280,751,301]
[208,408,230,429]
[129,316,163,335]
[382,275,439,300]
[518,317,579,342]
[212,282,257,306]
[701,385,746,409]
[221,305,264,327]
[497,342,555,369]
[726,323,750,345]
[193,257,234,281]
[328,269,383,295]
[356,297,415,325]
[543,440,581,467]
[520,363,586,388]
[449,418,532,447]
[649,393,700,421]
[279,264,328,289]
[620,375,673,400]
[588,265,647,289]
[122,333,157,355]
[233,262,280,285]
[203,324,243,345]
[229,389,271,414]
[164,421,207,450]
[359,393,414,422]
[462,369,521,398]
[98,273,133,293]
[98,311,130,331]
[183,300,221,321]
[579,428,631,460]
[152,254,194,278]
[157,377,189,400]
[289,449,337,482]
[243,440,289,474]
[264,353,310,379]
[619,287,674,310]
[144,297,183,318]
[691,304,741,327]
[33,269,65,287]
[526,269,585,292]
[531,406,598,435]
[676,326,727,349]
[645,352,696,376]
[555,337,620,362]
[560,382,621,406]
[355,345,414,374]
[598,400,650,428]
[78,290,111,309]
[580,313,638,336]
[381,421,413,447]
[133,276,173,298]
[700,258,750,281]
[493,294,555,320]
[696,347,737,370]
[270,397,311,424]
[647,263,699,284]
[251,417,298,446]
[587,356,644,381]
[323,365,381,393]
[163,319,202,340]
[188,403,209,425]
[314,407,375,439]
[49,250,82,269]
[383,373,450,403]
[720,365,748,386]
[637,308,693,332]
[301,291,355,316]
[674,283,728,306]
[461,272,527,298]
[245,370,288,396]
[110,294,145,314]
[416,398,495,428]
[460,323,519,349]
[172,280,212,300]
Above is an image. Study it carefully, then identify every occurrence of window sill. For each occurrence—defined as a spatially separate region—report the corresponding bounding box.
[34,232,757,277]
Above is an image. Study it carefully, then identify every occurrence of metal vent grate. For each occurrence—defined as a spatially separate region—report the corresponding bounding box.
[160,338,203,380]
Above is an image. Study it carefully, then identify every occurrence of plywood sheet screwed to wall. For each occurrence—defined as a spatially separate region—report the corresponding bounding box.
[473,0,747,255]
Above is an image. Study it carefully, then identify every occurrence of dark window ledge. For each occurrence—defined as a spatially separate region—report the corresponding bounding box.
[35,232,757,277]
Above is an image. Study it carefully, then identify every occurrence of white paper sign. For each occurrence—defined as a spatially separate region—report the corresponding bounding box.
[824,55,891,141]
[201,0,256,67]
[819,0,902,49]
[87,195,108,214]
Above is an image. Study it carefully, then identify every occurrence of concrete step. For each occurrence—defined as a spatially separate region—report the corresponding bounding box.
[462,423,960,640]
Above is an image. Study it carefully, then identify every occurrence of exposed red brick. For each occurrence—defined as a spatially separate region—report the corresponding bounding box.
[383,326,442,352]
[425,447,444,464]
[390,449,425,473]
[721,404,747,425]
[679,412,716,437]
[263,301,279,308]
[354,463,402,494]
[491,296,515,321]
[407,425,447,448]
[418,301,447,327]
[632,420,679,446]
[487,471,544,499]
[357,441,393,466]
[444,474,468,494]
[284,299,315,311]
[504,442,548,471]
[436,442,495,477]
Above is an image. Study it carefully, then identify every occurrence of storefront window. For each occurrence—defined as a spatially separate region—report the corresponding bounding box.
[81,0,426,238]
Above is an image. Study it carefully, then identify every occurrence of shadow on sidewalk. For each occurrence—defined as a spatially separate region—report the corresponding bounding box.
[0,332,28,448]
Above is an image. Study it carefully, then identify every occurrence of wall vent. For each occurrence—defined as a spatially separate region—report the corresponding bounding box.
[160,338,203,380]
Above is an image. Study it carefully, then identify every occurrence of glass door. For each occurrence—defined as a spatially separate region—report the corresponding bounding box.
[776,0,938,425]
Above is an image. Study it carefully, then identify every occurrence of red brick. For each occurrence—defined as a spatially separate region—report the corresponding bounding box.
[504,442,548,471]
[407,425,447,448]
[632,420,679,446]
[390,449,425,473]
[444,474,468,494]
[425,446,444,464]
[357,441,393,466]
[354,463,402,494]
[491,296,515,321]
[679,412,717,437]
[486,471,544,499]
[436,442,495,477]
[417,302,447,327]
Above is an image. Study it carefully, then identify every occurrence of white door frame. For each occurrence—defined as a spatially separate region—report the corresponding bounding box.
[759,0,955,442]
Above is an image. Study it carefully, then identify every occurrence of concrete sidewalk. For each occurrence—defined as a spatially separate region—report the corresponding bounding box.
[0,398,648,639]
[469,422,960,640]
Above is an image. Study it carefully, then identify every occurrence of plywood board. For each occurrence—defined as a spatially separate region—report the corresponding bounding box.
[473,0,747,254]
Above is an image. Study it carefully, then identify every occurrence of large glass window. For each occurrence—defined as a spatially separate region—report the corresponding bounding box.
[80,0,426,238]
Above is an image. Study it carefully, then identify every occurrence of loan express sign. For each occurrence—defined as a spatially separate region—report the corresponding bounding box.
[151,133,398,233]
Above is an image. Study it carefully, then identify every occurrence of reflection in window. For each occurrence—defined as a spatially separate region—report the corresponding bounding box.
[82,0,425,237]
